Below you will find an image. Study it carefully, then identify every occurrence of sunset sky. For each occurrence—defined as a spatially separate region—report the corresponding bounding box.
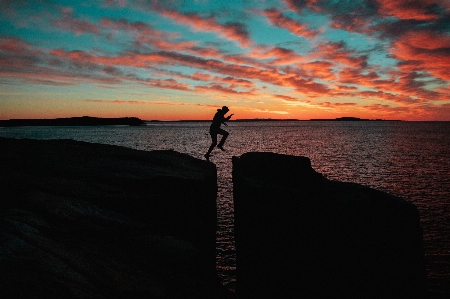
[1,0,449,120]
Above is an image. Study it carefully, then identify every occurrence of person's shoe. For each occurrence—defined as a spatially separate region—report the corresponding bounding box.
[218,145,225,151]
[204,153,210,161]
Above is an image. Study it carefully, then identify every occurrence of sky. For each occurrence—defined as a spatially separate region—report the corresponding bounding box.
[1,0,450,121]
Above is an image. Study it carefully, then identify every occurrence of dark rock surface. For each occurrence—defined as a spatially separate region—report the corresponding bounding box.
[233,152,426,299]
[0,137,230,299]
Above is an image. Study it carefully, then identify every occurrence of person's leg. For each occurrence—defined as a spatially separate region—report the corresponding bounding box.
[205,133,217,160]
[217,129,229,150]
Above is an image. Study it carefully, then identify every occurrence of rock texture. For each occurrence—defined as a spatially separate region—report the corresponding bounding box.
[0,137,227,299]
[233,152,426,299]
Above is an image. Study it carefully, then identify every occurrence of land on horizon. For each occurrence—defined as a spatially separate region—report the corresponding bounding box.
[0,116,145,127]
[0,116,412,127]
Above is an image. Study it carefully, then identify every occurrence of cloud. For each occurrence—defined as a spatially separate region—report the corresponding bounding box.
[330,14,374,34]
[390,30,450,81]
[317,101,358,108]
[313,41,369,69]
[249,46,308,65]
[86,99,147,104]
[195,84,257,96]
[275,94,298,101]
[155,7,252,48]
[376,0,444,21]
[262,8,321,38]
[252,108,289,115]
[53,8,100,35]
[145,78,191,91]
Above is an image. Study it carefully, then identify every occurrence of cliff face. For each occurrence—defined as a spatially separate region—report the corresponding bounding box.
[0,137,219,299]
[233,152,426,299]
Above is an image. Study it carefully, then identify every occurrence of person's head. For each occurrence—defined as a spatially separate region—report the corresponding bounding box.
[222,106,229,113]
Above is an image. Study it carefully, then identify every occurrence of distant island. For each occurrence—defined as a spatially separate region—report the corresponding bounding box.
[0,116,145,127]
[309,117,401,121]
[1,117,403,127]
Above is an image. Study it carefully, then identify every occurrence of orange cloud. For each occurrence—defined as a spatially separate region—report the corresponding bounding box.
[317,101,358,108]
[49,47,331,96]
[283,0,321,13]
[275,94,298,101]
[300,61,336,80]
[249,46,308,65]
[330,14,374,34]
[145,78,191,91]
[191,72,212,81]
[376,0,443,21]
[262,8,320,38]
[156,8,252,48]
[390,30,450,81]
[195,84,257,96]
[314,41,368,69]
[86,99,147,104]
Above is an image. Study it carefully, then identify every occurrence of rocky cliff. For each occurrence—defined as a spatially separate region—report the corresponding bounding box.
[233,152,426,299]
[0,137,228,299]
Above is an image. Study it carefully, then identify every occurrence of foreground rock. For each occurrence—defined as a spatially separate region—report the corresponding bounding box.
[233,152,426,299]
[0,137,229,299]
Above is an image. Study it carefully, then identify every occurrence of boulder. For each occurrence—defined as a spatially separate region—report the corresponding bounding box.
[233,152,426,299]
[0,137,226,298]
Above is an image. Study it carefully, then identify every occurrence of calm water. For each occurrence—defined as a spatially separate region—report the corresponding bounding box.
[1,121,449,298]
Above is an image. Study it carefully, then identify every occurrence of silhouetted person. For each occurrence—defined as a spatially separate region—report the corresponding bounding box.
[205,106,233,161]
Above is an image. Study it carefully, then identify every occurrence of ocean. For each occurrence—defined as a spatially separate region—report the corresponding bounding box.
[1,121,449,298]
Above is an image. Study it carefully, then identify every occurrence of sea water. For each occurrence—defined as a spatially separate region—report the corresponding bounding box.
[1,121,449,298]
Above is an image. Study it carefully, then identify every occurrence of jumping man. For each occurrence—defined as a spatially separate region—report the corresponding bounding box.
[204,106,233,161]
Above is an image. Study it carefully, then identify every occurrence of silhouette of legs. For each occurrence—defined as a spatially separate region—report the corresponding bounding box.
[217,130,228,151]
[205,134,217,161]
[205,129,229,160]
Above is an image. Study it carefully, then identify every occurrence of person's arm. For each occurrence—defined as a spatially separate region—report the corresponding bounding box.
[222,114,233,125]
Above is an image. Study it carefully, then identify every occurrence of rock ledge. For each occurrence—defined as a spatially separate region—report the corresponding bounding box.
[233,152,426,299]
[0,137,226,299]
